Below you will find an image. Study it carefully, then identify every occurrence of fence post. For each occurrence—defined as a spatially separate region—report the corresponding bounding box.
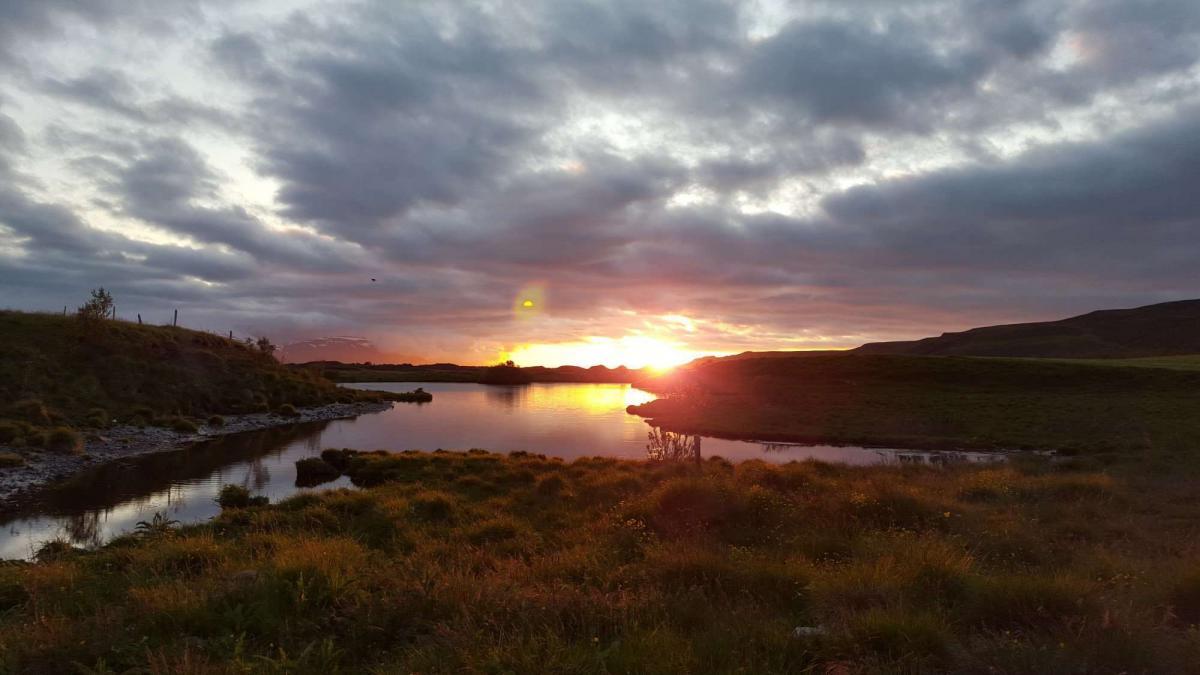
[173,309,178,327]
[138,314,143,325]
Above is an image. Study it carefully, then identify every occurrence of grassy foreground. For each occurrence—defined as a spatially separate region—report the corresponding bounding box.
[3,449,1200,673]
[630,354,1200,453]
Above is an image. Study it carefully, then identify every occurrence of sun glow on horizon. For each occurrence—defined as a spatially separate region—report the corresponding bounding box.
[503,335,722,370]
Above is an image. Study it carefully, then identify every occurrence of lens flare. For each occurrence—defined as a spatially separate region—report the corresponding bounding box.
[513,284,545,319]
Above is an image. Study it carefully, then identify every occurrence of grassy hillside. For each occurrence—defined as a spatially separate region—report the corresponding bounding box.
[0,311,385,439]
[630,353,1200,453]
[856,298,1200,358]
[3,448,1200,673]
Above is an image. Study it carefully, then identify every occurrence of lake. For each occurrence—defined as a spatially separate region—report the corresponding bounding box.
[0,382,1003,559]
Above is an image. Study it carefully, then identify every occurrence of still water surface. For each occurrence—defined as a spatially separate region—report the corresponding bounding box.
[1,382,1002,558]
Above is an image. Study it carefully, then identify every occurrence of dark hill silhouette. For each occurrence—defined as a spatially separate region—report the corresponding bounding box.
[853,299,1200,358]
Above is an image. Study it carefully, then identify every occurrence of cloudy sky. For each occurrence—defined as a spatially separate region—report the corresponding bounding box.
[1,0,1198,366]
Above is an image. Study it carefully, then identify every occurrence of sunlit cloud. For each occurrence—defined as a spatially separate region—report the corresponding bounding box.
[505,335,725,370]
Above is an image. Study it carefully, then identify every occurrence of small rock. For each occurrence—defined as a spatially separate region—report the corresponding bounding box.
[792,626,827,638]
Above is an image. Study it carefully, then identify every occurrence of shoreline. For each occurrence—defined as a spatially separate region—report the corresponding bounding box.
[0,400,392,511]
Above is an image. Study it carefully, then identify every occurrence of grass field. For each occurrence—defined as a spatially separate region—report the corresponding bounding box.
[630,354,1200,454]
[2,449,1199,673]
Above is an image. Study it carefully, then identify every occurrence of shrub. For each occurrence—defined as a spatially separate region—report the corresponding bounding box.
[849,608,950,661]
[44,427,83,454]
[321,448,356,471]
[170,417,199,434]
[0,421,19,444]
[277,403,300,417]
[295,457,342,487]
[76,287,114,321]
[0,577,27,613]
[1170,570,1200,624]
[34,539,76,562]
[0,451,24,468]
[409,490,455,522]
[217,484,268,509]
[647,477,733,537]
[453,475,498,498]
[84,408,109,428]
[535,474,566,497]
[207,415,226,427]
[965,575,1095,629]
[851,486,942,530]
[467,517,522,544]
[134,512,181,538]
[11,399,50,426]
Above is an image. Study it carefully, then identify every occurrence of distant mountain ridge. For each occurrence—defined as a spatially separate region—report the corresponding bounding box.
[854,299,1200,358]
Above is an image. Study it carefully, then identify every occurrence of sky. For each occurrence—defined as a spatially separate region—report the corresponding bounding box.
[1,0,1198,367]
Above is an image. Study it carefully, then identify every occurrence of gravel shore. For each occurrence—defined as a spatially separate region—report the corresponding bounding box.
[0,401,392,510]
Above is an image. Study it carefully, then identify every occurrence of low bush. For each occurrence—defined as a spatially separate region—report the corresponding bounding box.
[277,403,300,417]
[535,474,566,497]
[206,415,225,427]
[849,608,951,662]
[169,417,199,434]
[10,399,50,426]
[467,517,522,544]
[44,427,83,454]
[33,539,76,562]
[0,420,20,444]
[320,448,356,471]
[409,490,455,522]
[83,408,109,429]
[964,575,1095,629]
[1169,570,1200,624]
[216,484,268,509]
[0,451,25,468]
[295,457,342,487]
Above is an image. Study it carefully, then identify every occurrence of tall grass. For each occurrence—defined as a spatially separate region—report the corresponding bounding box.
[3,449,1199,672]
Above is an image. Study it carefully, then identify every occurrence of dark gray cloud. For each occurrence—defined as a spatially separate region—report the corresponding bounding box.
[737,20,989,130]
[2,0,1199,360]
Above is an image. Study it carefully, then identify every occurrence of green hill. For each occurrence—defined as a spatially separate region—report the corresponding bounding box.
[0,311,380,433]
[855,299,1200,358]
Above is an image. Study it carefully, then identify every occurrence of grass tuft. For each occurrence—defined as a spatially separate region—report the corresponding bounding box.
[44,427,83,454]
[216,484,268,509]
[0,451,24,467]
[295,457,342,487]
